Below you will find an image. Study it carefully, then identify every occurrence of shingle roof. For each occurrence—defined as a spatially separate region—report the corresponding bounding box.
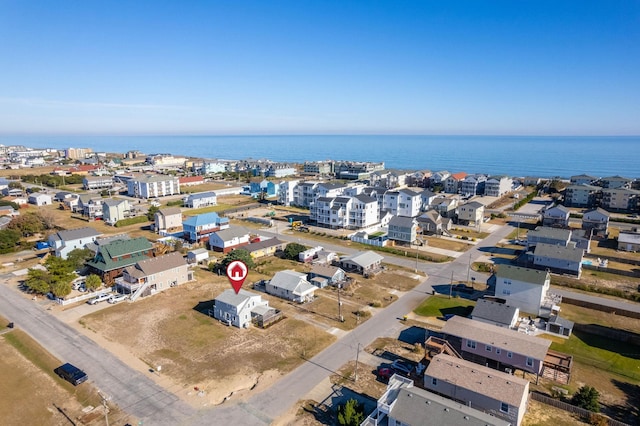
[186,191,217,200]
[51,227,102,243]
[534,243,584,263]
[442,316,551,360]
[183,212,228,227]
[495,265,549,285]
[426,354,529,407]
[340,250,384,268]
[471,299,519,325]
[310,264,342,278]
[87,237,153,272]
[214,227,250,241]
[389,215,417,227]
[215,288,261,307]
[528,226,571,241]
[353,194,376,203]
[159,207,182,216]
[245,238,285,252]
[134,252,187,276]
[390,385,511,426]
[269,270,316,295]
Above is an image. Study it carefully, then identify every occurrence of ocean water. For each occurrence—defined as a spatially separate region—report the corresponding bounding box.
[1,135,638,179]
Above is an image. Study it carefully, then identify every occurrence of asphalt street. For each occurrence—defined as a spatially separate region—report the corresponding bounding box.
[2,221,639,425]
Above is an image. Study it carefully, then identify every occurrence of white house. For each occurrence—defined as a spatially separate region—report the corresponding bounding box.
[213,289,269,328]
[102,198,131,226]
[186,248,210,264]
[265,270,316,303]
[533,243,584,277]
[208,227,251,253]
[28,192,52,206]
[127,174,180,198]
[184,191,217,209]
[494,265,551,316]
[48,227,103,259]
[383,188,422,217]
[154,207,183,233]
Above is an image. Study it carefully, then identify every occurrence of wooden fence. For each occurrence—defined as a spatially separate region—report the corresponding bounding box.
[530,392,631,426]
[562,297,640,320]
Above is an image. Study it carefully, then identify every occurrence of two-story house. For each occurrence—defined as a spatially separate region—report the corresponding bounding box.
[184,191,217,209]
[533,243,584,277]
[115,251,192,301]
[102,199,131,226]
[387,216,419,244]
[424,353,530,425]
[154,207,183,234]
[48,227,103,259]
[484,176,513,197]
[457,201,485,226]
[208,226,251,253]
[542,204,570,228]
[183,212,230,243]
[569,174,598,186]
[441,315,551,383]
[444,172,467,194]
[526,226,571,250]
[213,289,270,328]
[86,237,154,285]
[581,207,610,238]
[460,174,487,196]
[494,265,551,316]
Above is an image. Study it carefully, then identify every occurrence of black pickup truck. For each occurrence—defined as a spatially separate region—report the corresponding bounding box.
[54,363,88,386]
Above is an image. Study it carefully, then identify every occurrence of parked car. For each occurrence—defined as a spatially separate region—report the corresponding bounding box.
[108,294,128,304]
[377,366,393,380]
[87,293,111,305]
[391,360,413,376]
[54,363,88,386]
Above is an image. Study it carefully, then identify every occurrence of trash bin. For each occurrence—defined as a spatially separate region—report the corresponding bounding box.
[8,322,14,329]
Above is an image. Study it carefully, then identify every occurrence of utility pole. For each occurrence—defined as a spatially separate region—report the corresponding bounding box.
[98,390,110,426]
[415,246,419,273]
[449,270,453,299]
[354,343,361,382]
[337,284,344,322]
[466,252,472,286]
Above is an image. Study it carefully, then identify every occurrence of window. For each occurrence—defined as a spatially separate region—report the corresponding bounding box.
[486,345,492,352]
[500,402,509,413]
[432,378,437,386]
[507,352,513,359]
[466,340,477,349]
[526,357,534,367]
[502,289,511,295]
[496,348,501,355]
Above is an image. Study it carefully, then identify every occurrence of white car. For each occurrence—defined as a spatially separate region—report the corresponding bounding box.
[87,293,111,305]
[108,294,128,304]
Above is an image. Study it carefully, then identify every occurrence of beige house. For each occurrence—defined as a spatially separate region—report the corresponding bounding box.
[116,252,192,301]
[457,201,485,226]
[154,207,183,234]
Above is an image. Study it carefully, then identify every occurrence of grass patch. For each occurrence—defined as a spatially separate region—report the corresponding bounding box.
[543,332,640,382]
[413,295,476,317]
[422,237,472,252]
[559,304,640,334]
[115,215,149,227]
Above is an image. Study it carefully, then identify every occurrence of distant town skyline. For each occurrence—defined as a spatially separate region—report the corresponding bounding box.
[1,1,639,136]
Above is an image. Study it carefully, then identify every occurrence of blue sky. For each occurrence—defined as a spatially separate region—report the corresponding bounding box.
[0,0,638,135]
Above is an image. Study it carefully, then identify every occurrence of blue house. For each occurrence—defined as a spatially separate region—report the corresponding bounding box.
[247,179,280,198]
[183,212,230,243]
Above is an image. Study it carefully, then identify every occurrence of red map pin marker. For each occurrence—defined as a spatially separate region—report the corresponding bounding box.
[226,260,248,294]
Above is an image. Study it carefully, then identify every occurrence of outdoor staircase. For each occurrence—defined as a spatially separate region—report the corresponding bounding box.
[129,281,151,302]
[424,336,462,360]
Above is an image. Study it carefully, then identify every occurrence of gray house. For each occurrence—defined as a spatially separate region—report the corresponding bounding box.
[442,315,551,381]
[265,270,316,303]
[48,227,103,259]
[362,374,511,426]
[213,289,269,328]
[542,204,570,228]
[416,210,445,235]
[116,252,192,301]
[387,215,418,244]
[184,191,217,209]
[533,243,584,277]
[526,226,571,250]
[102,198,131,226]
[424,354,530,426]
[582,207,610,237]
[338,251,384,276]
[308,264,346,288]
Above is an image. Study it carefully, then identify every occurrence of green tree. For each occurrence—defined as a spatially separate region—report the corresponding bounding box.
[337,398,364,426]
[66,248,93,270]
[25,268,51,294]
[84,274,103,292]
[213,249,254,274]
[0,229,21,254]
[8,181,23,189]
[147,205,160,221]
[0,199,20,210]
[7,213,45,237]
[572,385,600,412]
[283,242,308,261]
[50,280,72,298]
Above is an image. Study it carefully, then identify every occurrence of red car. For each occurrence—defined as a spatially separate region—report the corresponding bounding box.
[377,366,393,380]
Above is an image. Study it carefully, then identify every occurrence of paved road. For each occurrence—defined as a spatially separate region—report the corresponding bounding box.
[0,277,197,426]
[3,221,638,425]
